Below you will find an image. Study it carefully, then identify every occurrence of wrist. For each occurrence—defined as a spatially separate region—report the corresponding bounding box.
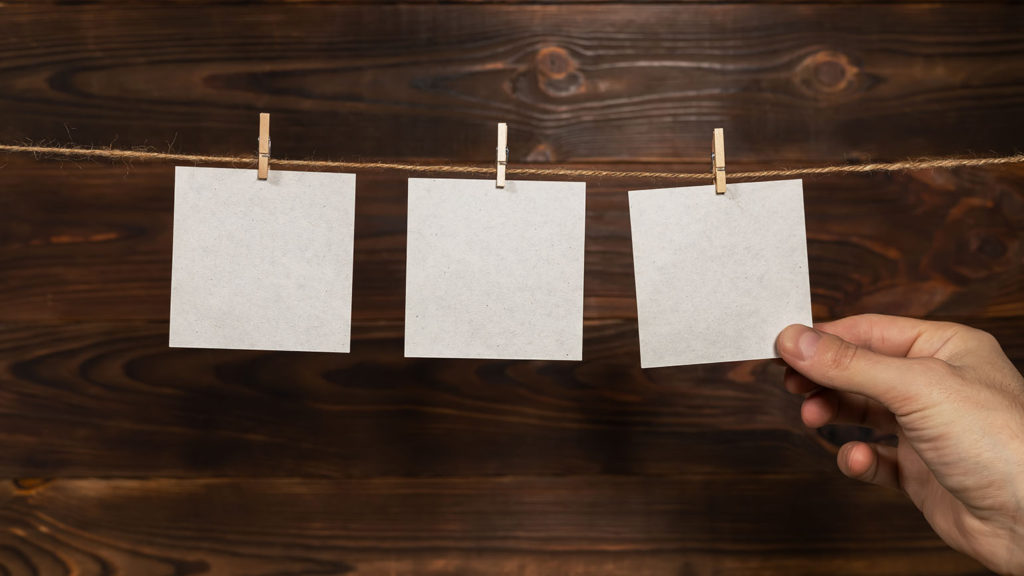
[1008,485,1024,575]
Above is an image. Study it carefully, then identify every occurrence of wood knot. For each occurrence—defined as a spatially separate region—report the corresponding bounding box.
[13,478,51,493]
[525,142,556,162]
[795,50,860,97]
[535,46,584,97]
[925,197,1018,282]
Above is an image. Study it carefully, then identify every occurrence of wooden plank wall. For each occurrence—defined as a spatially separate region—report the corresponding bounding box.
[1,2,1022,574]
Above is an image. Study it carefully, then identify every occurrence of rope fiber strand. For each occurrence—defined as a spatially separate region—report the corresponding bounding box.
[1,143,1022,182]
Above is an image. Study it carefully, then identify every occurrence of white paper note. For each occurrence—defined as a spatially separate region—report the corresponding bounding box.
[405,178,586,360]
[169,166,356,353]
[629,179,812,368]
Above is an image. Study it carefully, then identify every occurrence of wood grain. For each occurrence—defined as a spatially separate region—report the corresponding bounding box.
[0,0,1000,4]
[0,5,1023,163]
[2,156,1022,324]
[1,316,1022,478]
[0,477,987,575]
[1,2,1022,574]
[0,319,814,477]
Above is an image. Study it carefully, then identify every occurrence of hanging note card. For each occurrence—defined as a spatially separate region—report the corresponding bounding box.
[629,179,812,368]
[169,166,356,353]
[405,178,586,360]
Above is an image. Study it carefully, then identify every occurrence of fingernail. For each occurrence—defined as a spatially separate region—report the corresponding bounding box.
[795,327,821,362]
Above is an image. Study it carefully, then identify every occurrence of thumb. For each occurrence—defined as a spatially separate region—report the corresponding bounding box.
[776,324,933,411]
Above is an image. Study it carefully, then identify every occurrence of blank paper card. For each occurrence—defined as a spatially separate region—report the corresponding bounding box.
[629,179,812,368]
[170,166,356,353]
[405,178,586,361]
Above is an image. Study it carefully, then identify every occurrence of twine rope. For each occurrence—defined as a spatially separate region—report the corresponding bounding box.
[1,143,1022,182]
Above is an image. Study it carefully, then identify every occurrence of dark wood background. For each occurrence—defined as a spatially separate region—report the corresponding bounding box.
[1,2,1022,574]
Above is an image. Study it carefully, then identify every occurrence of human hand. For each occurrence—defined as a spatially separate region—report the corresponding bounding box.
[776,314,1024,575]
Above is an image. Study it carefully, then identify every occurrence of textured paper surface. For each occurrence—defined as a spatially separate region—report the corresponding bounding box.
[629,179,812,368]
[405,178,586,360]
[170,166,356,353]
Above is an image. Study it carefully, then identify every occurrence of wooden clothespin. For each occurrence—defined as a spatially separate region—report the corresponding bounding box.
[257,113,270,180]
[496,122,508,188]
[712,127,726,195]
